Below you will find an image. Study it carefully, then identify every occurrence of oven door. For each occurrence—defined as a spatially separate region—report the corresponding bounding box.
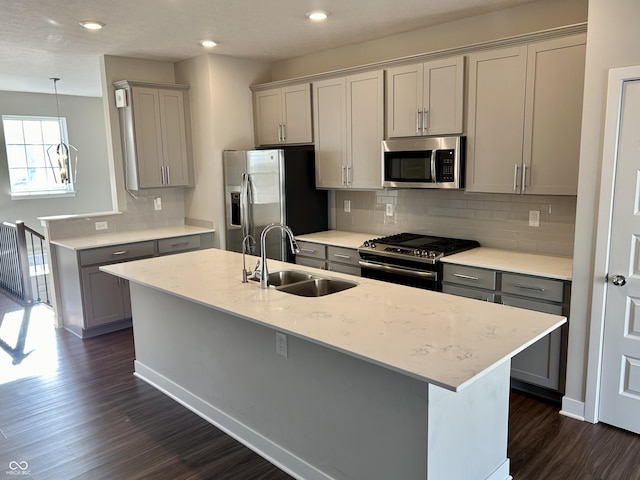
[358,258,440,291]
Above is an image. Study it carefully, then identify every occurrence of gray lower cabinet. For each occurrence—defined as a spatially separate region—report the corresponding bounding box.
[56,233,213,338]
[295,240,361,276]
[442,263,569,397]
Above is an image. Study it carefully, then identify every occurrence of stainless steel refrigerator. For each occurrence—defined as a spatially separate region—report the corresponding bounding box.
[223,145,328,262]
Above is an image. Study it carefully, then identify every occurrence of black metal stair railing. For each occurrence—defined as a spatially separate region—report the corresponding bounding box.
[0,221,50,305]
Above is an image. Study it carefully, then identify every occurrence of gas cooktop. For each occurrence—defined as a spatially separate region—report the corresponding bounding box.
[358,232,480,265]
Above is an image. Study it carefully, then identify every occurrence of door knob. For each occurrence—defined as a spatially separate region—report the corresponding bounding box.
[611,274,627,286]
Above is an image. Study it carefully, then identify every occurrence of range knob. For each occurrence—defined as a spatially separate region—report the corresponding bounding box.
[364,240,376,248]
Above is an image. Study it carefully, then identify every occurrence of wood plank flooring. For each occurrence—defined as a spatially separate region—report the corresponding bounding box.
[1,295,639,480]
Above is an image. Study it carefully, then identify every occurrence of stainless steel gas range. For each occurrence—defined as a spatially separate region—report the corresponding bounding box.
[358,233,479,291]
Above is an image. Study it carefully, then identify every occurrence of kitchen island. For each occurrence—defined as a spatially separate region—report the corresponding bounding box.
[101,248,565,480]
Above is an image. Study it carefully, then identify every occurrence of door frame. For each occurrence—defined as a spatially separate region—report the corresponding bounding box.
[584,64,640,423]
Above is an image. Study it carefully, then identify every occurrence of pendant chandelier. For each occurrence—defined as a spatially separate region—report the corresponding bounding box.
[47,77,78,184]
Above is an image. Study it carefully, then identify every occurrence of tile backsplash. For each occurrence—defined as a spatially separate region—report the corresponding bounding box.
[46,188,185,240]
[334,189,576,257]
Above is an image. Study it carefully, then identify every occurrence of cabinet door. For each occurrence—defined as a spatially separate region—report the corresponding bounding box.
[522,35,586,195]
[502,295,563,390]
[314,78,347,189]
[466,46,528,193]
[81,266,129,328]
[281,84,312,144]
[254,88,283,146]
[386,64,422,138]
[159,89,190,186]
[131,87,164,188]
[424,57,464,135]
[347,70,384,189]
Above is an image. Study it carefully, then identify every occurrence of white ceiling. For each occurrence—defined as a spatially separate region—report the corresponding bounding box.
[1,0,539,97]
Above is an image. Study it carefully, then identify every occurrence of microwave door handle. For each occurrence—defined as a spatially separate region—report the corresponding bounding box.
[431,152,437,183]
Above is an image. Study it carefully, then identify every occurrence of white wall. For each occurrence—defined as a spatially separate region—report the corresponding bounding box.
[0,91,112,233]
[565,0,640,413]
[175,54,271,248]
[271,0,588,80]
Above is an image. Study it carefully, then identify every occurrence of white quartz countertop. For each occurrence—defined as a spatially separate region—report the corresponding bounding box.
[295,230,376,249]
[51,225,214,250]
[442,247,573,281]
[101,248,565,392]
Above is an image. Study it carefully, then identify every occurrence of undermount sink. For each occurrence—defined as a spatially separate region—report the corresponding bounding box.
[277,278,357,297]
[251,270,358,297]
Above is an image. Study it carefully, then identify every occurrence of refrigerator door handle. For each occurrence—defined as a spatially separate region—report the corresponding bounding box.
[241,173,249,245]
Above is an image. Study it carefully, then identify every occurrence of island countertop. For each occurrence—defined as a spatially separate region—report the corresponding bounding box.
[101,248,565,392]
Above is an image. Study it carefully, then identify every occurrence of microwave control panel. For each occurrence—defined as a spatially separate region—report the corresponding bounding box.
[435,149,455,183]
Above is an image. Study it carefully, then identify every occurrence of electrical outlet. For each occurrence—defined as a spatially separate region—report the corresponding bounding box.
[95,221,108,230]
[154,197,162,211]
[386,203,394,216]
[529,210,540,227]
[344,199,351,213]
[276,332,288,358]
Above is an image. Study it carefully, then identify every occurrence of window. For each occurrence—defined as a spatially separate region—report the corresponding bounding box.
[2,115,75,197]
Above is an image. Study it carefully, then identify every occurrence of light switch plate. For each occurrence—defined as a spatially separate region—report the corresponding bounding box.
[343,200,351,213]
[154,197,162,211]
[95,221,108,230]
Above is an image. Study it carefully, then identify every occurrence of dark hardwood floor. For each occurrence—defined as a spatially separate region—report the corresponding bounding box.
[1,294,639,480]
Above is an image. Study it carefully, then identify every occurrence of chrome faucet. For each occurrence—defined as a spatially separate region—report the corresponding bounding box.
[241,234,258,283]
[259,223,300,289]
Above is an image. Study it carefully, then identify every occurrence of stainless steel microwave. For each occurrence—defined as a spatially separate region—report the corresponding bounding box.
[382,136,465,189]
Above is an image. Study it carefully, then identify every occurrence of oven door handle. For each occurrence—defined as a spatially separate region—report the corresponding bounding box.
[358,260,437,280]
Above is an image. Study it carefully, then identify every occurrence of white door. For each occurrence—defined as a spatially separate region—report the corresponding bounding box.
[598,74,640,434]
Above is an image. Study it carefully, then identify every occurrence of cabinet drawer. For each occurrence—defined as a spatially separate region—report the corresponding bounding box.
[327,262,361,277]
[79,241,155,266]
[296,241,327,260]
[327,246,360,267]
[442,264,497,290]
[158,235,201,255]
[442,284,495,302]
[295,256,326,270]
[501,273,563,303]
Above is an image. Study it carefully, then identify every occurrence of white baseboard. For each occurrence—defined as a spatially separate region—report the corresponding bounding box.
[487,458,511,480]
[560,396,585,421]
[133,361,333,480]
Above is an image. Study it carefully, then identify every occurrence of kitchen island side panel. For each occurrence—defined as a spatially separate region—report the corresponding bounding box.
[129,283,430,480]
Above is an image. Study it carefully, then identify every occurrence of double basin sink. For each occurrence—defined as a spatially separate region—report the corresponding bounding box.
[252,270,357,297]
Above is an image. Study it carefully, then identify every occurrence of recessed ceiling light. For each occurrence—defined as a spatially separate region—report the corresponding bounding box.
[79,20,105,30]
[200,40,217,48]
[307,11,329,21]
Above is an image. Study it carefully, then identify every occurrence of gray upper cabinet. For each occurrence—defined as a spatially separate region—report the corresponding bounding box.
[314,70,384,189]
[114,80,193,190]
[254,84,313,146]
[386,56,464,138]
[466,34,586,194]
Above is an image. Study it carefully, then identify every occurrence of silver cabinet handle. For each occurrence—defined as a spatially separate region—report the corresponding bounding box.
[300,248,317,254]
[161,166,166,185]
[333,253,351,259]
[416,109,421,134]
[453,273,479,281]
[521,164,527,193]
[346,165,351,186]
[513,164,520,192]
[277,125,282,142]
[281,124,286,142]
[170,241,190,248]
[165,165,171,185]
[341,165,346,186]
[111,250,129,256]
[513,283,545,292]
